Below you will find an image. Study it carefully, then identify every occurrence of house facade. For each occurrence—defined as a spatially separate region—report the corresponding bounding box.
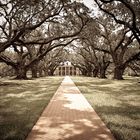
[54,63,81,76]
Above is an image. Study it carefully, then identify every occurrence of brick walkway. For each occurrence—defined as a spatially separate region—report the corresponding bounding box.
[26,76,115,140]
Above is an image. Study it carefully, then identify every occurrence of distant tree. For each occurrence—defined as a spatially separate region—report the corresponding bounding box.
[74,41,111,78]
[73,14,140,80]
[94,16,140,80]
[38,47,67,76]
[77,18,111,78]
[69,46,91,76]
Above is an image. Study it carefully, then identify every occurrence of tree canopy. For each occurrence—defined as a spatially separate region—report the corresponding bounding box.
[0,0,139,79]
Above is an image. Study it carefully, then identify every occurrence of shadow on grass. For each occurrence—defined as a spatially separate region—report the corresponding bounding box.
[94,104,140,121]
[107,122,140,140]
[74,80,140,96]
[0,77,63,140]
[0,92,54,140]
[87,103,140,140]
[71,76,140,140]
[0,82,21,86]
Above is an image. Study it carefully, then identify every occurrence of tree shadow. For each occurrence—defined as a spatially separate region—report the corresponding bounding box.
[0,82,21,86]
[0,91,55,140]
[94,104,140,121]
[93,104,140,140]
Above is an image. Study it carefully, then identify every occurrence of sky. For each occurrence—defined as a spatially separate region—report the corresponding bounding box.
[83,0,99,17]
[75,0,95,8]
[83,0,94,8]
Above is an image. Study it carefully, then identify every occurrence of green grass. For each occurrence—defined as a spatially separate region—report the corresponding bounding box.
[71,76,140,140]
[0,76,63,140]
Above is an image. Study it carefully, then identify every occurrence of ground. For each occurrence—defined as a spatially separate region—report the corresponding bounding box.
[0,76,140,140]
[0,76,63,140]
[71,76,140,140]
[26,76,115,140]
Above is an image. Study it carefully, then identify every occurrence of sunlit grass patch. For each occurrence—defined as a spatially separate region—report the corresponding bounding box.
[0,76,63,140]
[72,76,140,140]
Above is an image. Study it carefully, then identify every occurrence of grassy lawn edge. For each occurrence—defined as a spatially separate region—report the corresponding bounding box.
[0,76,63,140]
[71,76,140,140]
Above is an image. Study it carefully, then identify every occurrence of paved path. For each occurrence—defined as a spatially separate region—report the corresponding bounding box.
[26,76,115,140]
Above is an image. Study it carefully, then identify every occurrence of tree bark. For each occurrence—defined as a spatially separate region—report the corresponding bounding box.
[31,65,38,78]
[15,67,28,79]
[44,69,48,76]
[48,70,54,76]
[93,67,99,77]
[38,69,44,77]
[113,66,125,80]
[99,62,110,79]
[32,69,38,78]
[87,71,92,77]
[99,68,107,78]
[81,69,87,76]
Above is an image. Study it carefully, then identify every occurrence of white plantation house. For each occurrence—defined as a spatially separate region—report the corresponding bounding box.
[54,61,81,76]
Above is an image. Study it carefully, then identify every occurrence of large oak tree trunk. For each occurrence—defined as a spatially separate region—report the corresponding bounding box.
[44,69,48,76]
[99,62,110,79]
[87,71,92,77]
[99,68,106,78]
[15,67,28,79]
[113,66,125,80]
[48,69,54,76]
[32,69,38,78]
[38,69,44,77]
[93,67,99,77]
[31,66,38,78]
[81,69,87,76]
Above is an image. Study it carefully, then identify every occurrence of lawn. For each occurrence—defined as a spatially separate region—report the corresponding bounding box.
[0,76,63,140]
[72,76,140,140]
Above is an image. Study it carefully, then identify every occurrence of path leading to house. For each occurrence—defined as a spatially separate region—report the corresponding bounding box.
[26,76,115,140]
